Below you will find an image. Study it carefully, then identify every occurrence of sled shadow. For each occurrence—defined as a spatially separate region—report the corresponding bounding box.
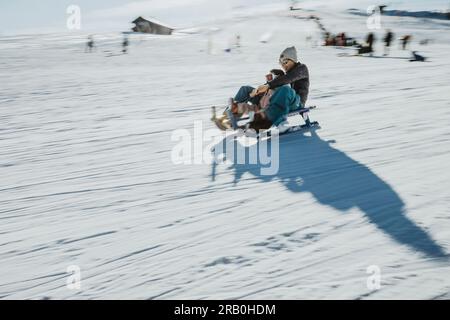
[211,130,447,258]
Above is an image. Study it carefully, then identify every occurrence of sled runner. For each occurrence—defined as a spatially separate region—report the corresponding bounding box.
[211,105,320,139]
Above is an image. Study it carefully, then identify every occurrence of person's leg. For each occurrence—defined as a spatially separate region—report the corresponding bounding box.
[234,86,261,105]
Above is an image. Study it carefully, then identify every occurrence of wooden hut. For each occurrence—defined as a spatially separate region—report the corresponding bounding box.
[131,16,173,35]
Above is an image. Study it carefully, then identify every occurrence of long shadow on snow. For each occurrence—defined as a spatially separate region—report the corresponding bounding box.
[211,130,447,258]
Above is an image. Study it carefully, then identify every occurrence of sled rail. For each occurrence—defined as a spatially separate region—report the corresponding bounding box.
[236,105,317,122]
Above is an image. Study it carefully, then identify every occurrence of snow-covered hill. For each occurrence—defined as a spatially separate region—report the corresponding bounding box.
[0,5,449,299]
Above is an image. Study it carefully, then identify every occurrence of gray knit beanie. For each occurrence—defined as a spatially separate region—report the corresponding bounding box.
[279,46,297,63]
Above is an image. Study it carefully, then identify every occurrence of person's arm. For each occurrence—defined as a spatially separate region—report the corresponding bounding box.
[268,64,309,90]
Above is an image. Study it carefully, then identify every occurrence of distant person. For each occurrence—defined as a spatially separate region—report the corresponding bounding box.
[324,32,336,46]
[400,35,412,50]
[366,32,375,50]
[409,51,426,62]
[235,34,241,48]
[85,35,95,53]
[122,35,129,54]
[357,32,375,55]
[383,29,394,56]
[336,33,346,46]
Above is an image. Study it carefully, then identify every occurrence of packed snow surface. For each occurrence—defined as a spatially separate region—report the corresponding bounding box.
[1,5,450,299]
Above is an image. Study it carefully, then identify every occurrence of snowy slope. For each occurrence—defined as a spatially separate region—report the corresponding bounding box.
[0,6,450,299]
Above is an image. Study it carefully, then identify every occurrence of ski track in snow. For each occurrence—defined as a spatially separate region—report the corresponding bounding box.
[0,8,450,299]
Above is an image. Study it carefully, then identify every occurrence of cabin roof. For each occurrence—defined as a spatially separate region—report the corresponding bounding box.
[131,16,174,30]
